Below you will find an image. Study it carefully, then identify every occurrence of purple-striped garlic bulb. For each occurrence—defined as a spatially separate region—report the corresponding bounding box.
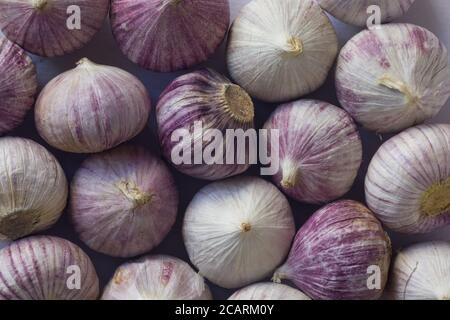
[263,100,362,204]
[229,283,310,300]
[366,124,450,234]
[183,176,295,289]
[317,0,415,27]
[387,241,450,300]
[35,58,151,153]
[0,236,99,300]
[102,255,212,300]
[227,0,338,102]
[0,36,37,135]
[157,69,254,180]
[70,145,178,258]
[274,200,392,300]
[336,24,450,133]
[110,0,229,72]
[0,0,109,57]
[0,138,68,240]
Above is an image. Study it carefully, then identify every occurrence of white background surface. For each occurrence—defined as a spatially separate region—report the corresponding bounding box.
[1,0,450,299]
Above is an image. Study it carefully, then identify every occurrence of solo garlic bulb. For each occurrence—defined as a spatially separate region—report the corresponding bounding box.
[70,145,178,258]
[183,176,295,289]
[0,138,68,240]
[0,236,99,300]
[336,24,450,133]
[110,0,229,72]
[229,283,310,300]
[102,255,212,300]
[317,0,415,27]
[366,124,450,234]
[227,0,338,102]
[264,100,362,204]
[35,58,151,153]
[0,36,37,135]
[0,0,109,57]
[157,69,254,180]
[387,241,450,300]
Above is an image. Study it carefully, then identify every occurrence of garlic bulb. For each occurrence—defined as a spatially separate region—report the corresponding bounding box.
[0,0,109,57]
[229,283,310,300]
[183,176,295,289]
[102,255,212,300]
[227,0,338,102]
[317,0,415,27]
[35,58,151,153]
[157,69,254,180]
[336,23,450,133]
[274,200,391,300]
[0,137,68,240]
[263,100,362,204]
[0,36,37,135]
[387,241,450,300]
[366,124,450,234]
[110,0,229,72]
[0,236,99,300]
[70,145,178,258]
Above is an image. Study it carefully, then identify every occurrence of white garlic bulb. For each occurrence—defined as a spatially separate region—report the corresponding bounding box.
[336,23,450,133]
[387,241,450,300]
[317,0,415,27]
[0,236,99,300]
[227,0,338,102]
[365,124,450,234]
[102,255,212,300]
[0,137,68,240]
[229,283,310,300]
[183,176,295,289]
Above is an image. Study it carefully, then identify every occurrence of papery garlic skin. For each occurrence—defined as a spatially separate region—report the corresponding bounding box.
[229,283,310,300]
[183,176,295,289]
[157,69,254,180]
[70,145,178,258]
[227,0,338,102]
[274,200,391,300]
[318,0,415,27]
[0,236,99,300]
[102,255,212,300]
[35,58,151,153]
[0,36,37,135]
[366,124,450,234]
[336,24,450,133]
[110,0,229,72]
[0,0,109,57]
[387,241,450,300]
[0,138,68,240]
[264,100,362,204]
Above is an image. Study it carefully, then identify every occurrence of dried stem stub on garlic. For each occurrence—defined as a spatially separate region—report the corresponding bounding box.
[227,0,338,102]
[229,283,310,300]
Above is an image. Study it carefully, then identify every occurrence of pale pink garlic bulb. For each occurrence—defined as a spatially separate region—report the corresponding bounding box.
[229,283,310,300]
[0,0,109,57]
[102,255,212,300]
[0,236,99,300]
[70,145,178,258]
[263,100,362,204]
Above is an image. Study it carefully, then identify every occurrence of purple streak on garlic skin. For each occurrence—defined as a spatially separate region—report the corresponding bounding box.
[0,0,109,57]
[70,145,179,258]
[365,124,450,234]
[264,100,362,204]
[157,69,255,180]
[274,200,391,300]
[110,0,230,72]
[336,24,450,133]
[35,58,151,153]
[0,236,99,300]
[0,36,37,135]
[229,283,310,300]
[102,255,212,300]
